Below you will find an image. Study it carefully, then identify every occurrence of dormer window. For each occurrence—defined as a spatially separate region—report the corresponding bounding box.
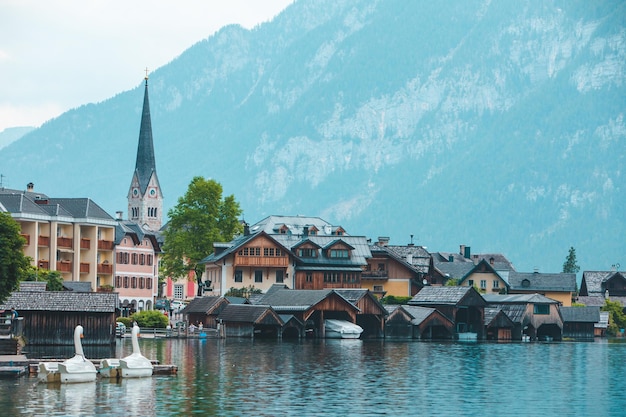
[329,249,349,259]
[298,248,317,258]
[522,279,531,288]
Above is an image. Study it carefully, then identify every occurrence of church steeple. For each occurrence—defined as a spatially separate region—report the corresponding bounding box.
[128,71,163,231]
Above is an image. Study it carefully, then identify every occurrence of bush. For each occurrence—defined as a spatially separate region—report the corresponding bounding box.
[131,310,169,328]
[381,295,412,305]
[117,317,132,327]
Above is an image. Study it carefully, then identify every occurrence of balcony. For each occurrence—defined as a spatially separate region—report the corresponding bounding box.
[361,270,389,280]
[38,235,50,246]
[57,237,73,248]
[80,263,90,273]
[38,260,49,270]
[234,255,289,267]
[57,261,72,272]
[97,263,113,274]
[80,238,91,250]
[98,240,114,251]
[20,233,30,245]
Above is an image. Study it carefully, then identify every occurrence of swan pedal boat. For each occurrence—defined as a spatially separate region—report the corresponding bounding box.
[38,325,97,383]
[100,324,153,378]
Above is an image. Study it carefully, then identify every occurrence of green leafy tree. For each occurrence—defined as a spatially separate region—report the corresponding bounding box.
[602,299,626,336]
[24,267,64,291]
[161,177,243,296]
[562,246,580,274]
[0,212,30,303]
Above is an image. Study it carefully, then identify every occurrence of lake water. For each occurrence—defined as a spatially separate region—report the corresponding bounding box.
[1,338,625,416]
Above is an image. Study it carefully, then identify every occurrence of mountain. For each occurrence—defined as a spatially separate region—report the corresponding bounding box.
[0,126,34,151]
[1,0,624,275]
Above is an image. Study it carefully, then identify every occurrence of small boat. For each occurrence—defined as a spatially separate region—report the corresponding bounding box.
[118,324,153,378]
[57,325,97,383]
[324,319,363,339]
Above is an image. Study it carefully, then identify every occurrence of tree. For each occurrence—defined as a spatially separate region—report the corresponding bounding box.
[24,266,64,291]
[161,177,243,296]
[562,247,580,274]
[0,212,30,303]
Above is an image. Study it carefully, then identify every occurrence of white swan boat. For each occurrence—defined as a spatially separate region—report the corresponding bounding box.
[37,361,60,383]
[324,319,363,339]
[57,325,97,383]
[118,324,153,378]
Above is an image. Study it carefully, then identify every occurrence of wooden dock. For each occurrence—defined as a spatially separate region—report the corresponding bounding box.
[0,355,177,378]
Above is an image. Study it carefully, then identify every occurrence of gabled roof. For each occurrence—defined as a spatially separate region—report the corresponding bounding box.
[0,291,117,312]
[181,296,227,315]
[254,288,359,313]
[334,288,387,316]
[62,281,93,292]
[408,286,486,306]
[200,231,293,264]
[484,307,515,327]
[581,270,626,295]
[371,244,431,274]
[483,293,559,304]
[508,272,576,292]
[433,262,475,280]
[275,234,370,267]
[560,306,600,323]
[217,304,283,325]
[114,220,162,250]
[459,259,509,288]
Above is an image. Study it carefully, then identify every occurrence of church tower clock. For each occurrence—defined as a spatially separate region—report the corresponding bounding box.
[128,71,163,231]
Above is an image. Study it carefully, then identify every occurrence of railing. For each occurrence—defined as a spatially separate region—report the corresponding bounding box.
[57,237,73,248]
[20,233,30,245]
[97,263,113,274]
[38,260,49,269]
[119,326,217,339]
[38,235,50,246]
[80,238,91,249]
[80,263,90,273]
[98,240,114,250]
[362,271,389,279]
[234,255,290,267]
[57,261,72,272]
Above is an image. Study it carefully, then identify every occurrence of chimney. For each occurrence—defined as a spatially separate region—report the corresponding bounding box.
[489,257,495,265]
[448,255,454,262]
[303,226,309,237]
[115,211,123,220]
[406,254,413,264]
[463,246,471,259]
[243,223,250,236]
[26,182,34,192]
[378,237,390,247]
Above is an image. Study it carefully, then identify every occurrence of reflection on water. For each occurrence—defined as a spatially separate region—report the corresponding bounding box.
[2,338,626,416]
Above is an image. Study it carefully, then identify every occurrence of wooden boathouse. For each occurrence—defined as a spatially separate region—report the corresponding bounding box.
[0,286,118,345]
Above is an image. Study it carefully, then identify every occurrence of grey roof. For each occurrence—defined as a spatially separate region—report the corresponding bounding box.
[400,305,441,325]
[114,220,161,250]
[483,293,560,304]
[486,305,527,324]
[408,286,481,306]
[217,304,283,325]
[62,281,93,292]
[181,296,225,314]
[134,79,157,195]
[432,251,515,271]
[273,234,371,267]
[255,289,359,313]
[434,262,475,280]
[372,244,431,274]
[19,281,47,292]
[249,215,348,236]
[0,291,117,312]
[508,272,577,292]
[576,296,607,307]
[560,306,600,323]
[581,270,626,295]
[46,198,113,221]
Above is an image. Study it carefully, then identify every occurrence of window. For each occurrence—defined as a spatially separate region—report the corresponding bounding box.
[276,270,284,283]
[131,276,137,289]
[324,272,339,283]
[147,255,153,266]
[533,304,550,315]
[377,263,385,271]
[329,249,349,259]
[139,277,145,289]
[123,276,129,288]
[306,272,312,283]
[140,254,145,265]
[174,285,184,300]
[146,278,152,289]
[234,270,243,283]
[468,280,474,287]
[480,280,487,289]
[493,280,500,289]
[373,285,383,292]
[255,270,263,283]
[298,248,317,258]
[115,276,122,288]
[131,253,138,265]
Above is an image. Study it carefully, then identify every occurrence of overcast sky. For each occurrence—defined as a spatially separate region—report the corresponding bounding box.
[0,0,292,132]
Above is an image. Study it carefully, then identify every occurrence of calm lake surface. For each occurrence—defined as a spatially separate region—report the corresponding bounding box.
[1,338,625,416]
